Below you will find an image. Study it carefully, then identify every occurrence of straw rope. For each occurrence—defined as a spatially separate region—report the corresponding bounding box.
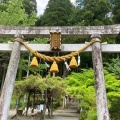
[14,38,100,62]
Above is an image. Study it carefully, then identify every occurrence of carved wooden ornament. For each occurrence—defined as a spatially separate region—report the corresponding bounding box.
[50,32,61,50]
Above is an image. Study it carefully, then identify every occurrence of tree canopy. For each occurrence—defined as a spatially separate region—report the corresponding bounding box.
[73,0,112,25]
[36,0,74,26]
[0,0,37,26]
[112,0,120,23]
[66,69,120,120]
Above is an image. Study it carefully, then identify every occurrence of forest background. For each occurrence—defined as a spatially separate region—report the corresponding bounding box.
[0,0,120,120]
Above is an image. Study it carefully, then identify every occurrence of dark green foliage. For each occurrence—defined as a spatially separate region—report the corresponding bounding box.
[16,53,49,80]
[109,98,120,120]
[36,0,74,26]
[105,58,120,78]
[112,0,120,23]
[23,0,37,15]
[29,38,49,44]
[115,33,120,44]
[72,0,112,25]
[80,53,93,68]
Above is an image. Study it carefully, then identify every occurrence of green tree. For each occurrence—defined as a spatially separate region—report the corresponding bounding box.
[66,69,120,120]
[111,0,120,44]
[0,0,37,26]
[0,0,37,15]
[13,74,66,116]
[17,54,49,80]
[66,69,96,120]
[105,70,120,120]
[36,0,74,26]
[105,58,120,78]
[13,74,44,115]
[0,0,37,90]
[23,0,37,15]
[72,0,112,25]
[112,0,120,23]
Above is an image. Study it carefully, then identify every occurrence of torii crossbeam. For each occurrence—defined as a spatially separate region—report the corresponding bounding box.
[0,24,119,38]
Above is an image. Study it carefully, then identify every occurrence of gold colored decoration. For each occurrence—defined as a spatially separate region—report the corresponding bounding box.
[69,56,78,68]
[50,32,61,50]
[30,57,38,68]
[50,61,59,73]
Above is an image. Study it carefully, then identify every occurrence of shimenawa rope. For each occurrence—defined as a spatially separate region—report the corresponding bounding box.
[14,38,100,62]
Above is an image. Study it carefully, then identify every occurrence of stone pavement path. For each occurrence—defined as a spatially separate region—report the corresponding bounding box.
[46,103,79,120]
[8,102,79,120]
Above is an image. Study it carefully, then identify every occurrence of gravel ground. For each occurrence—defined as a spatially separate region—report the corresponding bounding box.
[8,103,79,120]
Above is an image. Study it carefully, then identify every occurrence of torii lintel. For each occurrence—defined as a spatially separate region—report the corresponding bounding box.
[0,24,120,38]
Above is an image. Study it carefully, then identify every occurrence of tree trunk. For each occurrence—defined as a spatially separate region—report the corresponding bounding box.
[26,91,31,116]
[16,97,22,115]
[31,92,35,113]
[51,97,53,117]
[42,90,47,120]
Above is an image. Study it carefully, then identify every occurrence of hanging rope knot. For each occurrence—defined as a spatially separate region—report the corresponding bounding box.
[91,39,101,43]
[34,51,38,56]
[14,38,23,43]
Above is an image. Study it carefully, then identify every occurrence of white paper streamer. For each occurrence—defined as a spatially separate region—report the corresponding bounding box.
[78,55,80,66]
[64,60,71,71]
[45,61,50,68]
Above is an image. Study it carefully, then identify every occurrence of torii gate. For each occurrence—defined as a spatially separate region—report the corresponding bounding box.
[0,25,120,120]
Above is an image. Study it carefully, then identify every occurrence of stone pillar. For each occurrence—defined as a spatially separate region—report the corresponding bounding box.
[91,34,110,120]
[0,33,23,120]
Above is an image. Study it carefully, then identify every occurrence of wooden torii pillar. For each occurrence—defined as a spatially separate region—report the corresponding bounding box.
[0,33,23,120]
[91,34,109,120]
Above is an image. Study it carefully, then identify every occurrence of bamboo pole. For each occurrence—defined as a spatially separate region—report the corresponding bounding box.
[0,33,23,120]
[91,34,110,120]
